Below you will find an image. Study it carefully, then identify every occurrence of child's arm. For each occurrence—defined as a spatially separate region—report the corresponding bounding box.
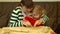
[34,18,43,26]
[34,14,49,27]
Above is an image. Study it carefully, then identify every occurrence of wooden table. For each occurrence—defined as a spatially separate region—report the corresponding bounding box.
[0,26,56,34]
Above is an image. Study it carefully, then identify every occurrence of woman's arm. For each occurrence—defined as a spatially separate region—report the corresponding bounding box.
[21,17,32,27]
[8,7,23,27]
[21,20,32,27]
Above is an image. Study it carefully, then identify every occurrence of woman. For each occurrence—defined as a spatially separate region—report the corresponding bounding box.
[8,0,49,27]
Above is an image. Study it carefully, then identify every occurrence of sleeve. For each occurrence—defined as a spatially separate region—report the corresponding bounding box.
[41,14,49,24]
[8,7,23,27]
[18,9,24,27]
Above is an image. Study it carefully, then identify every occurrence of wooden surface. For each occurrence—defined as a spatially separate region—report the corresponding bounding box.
[0,26,56,34]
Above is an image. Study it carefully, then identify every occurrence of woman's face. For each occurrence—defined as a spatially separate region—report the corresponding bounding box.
[21,6,33,18]
[22,6,32,13]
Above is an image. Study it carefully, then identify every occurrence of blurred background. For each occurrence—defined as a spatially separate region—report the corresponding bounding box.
[0,0,60,34]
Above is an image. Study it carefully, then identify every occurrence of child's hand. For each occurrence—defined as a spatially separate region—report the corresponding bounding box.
[21,20,32,27]
[34,19,43,27]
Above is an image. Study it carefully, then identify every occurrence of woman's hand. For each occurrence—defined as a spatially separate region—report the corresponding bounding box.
[34,19,43,27]
[21,20,32,27]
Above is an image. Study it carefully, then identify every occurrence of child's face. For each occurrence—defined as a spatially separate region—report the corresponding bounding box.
[33,7,42,18]
[32,7,42,19]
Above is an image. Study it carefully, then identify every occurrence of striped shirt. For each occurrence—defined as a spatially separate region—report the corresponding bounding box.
[8,6,24,27]
[8,6,49,27]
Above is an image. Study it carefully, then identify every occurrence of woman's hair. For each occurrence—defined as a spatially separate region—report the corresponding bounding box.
[18,0,34,8]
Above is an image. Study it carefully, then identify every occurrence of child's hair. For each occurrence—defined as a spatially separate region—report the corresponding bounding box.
[33,5,46,17]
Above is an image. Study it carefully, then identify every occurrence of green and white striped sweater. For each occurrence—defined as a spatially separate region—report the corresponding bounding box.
[8,6,49,27]
[8,6,24,27]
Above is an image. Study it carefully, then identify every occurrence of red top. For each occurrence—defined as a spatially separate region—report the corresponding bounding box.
[23,16,44,26]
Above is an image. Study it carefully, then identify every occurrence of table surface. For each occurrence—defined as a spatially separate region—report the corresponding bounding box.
[0,26,56,34]
[0,28,2,34]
